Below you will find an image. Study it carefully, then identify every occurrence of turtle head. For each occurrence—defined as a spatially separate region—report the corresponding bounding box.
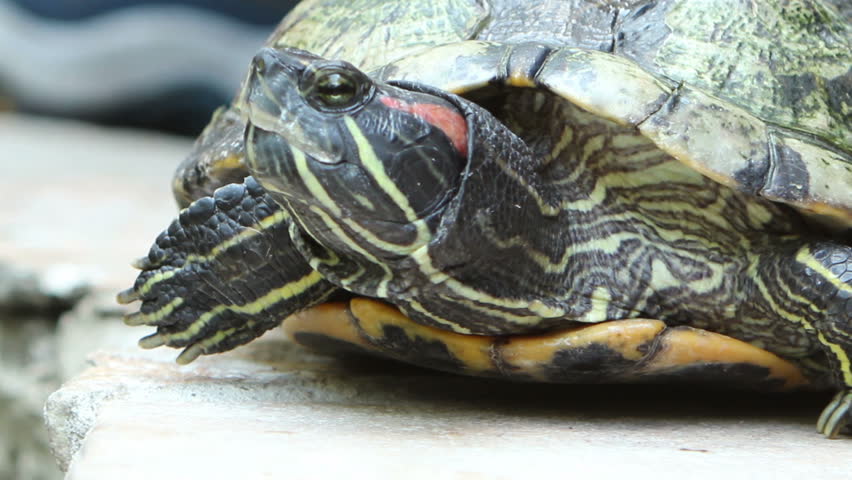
[241,47,470,266]
[240,47,375,166]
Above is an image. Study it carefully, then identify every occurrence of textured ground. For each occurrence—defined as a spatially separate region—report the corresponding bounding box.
[1,113,850,479]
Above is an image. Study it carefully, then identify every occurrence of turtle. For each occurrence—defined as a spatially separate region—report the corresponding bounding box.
[118,0,852,437]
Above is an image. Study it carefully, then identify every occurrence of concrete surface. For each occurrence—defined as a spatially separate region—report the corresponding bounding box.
[0,113,849,479]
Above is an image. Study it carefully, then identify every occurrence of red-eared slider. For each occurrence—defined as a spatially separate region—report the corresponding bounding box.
[118,0,852,437]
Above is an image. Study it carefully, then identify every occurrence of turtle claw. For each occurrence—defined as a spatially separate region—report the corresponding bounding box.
[131,256,154,270]
[176,343,205,365]
[816,390,851,438]
[116,287,140,304]
[139,333,167,349]
[122,311,148,326]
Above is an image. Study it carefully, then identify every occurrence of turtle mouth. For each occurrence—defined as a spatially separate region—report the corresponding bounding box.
[238,47,345,165]
[237,48,302,131]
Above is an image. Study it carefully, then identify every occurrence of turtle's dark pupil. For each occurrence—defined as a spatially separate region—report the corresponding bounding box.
[316,73,356,106]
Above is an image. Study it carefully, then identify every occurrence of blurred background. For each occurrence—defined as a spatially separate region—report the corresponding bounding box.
[0,1,297,479]
[0,0,298,135]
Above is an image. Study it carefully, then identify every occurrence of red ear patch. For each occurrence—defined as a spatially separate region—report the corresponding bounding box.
[381,96,468,157]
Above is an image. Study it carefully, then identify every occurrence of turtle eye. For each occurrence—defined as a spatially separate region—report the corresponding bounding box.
[317,73,356,105]
[302,64,372,113]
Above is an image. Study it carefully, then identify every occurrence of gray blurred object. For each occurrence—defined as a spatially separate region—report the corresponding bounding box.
[0,1,283,133]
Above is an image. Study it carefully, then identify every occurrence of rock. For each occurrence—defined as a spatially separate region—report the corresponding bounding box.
[55,291,142,382]
[0,260,95,479]
[37,265,100,307]
[0,311,61,480]
[0,262,100,479]
[0,263,88,313]
[42,370,123,474]
[0,264,46,310]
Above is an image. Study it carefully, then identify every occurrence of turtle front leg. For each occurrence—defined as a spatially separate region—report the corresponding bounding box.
[118,177,337,363]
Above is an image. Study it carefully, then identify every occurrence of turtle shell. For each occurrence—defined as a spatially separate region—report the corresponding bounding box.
[284,299,811,391]
[375,40,852,227]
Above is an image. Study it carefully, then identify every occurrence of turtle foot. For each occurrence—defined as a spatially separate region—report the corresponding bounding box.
[817,389,851,438]
[118,177,333,362]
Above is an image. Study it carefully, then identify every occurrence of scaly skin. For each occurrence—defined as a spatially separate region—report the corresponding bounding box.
[119,177,336,364]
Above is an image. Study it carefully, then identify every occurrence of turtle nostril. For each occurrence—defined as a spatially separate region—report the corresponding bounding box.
[253,48,280,75]
[253,57,266,75]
